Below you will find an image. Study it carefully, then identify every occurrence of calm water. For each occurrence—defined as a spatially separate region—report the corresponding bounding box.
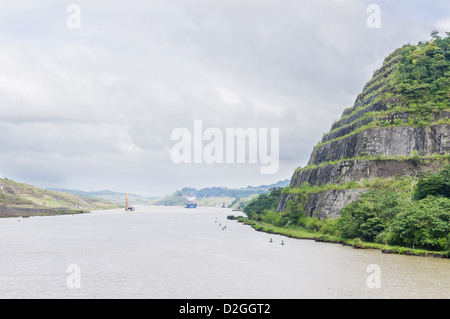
[0,206,448,299]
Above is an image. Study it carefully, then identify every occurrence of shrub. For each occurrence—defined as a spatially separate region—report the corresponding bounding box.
[304,217,321,232]
[337,190,402,242]
[243,187,283,219]
[320,218,339,235]
[262,211,282,226]
[414,164,450,200]
[391,196,450,250]
[351,238,364,248]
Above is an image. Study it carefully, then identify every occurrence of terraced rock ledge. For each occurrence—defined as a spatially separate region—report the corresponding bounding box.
[278,36,450,219]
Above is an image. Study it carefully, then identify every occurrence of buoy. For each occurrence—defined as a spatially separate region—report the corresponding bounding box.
[269,238,273,243]
[281,240,284,245]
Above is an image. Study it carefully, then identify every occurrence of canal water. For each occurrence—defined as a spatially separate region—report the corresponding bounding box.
[0,206,448,298]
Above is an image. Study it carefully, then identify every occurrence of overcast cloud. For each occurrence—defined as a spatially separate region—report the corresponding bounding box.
[0,0,448,196]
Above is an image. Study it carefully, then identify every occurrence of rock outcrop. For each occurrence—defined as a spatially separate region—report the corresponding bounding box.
[278,38,450,219]
[278,189,366,220]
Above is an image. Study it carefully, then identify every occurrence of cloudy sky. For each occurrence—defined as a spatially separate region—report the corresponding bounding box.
[0,0,449,196]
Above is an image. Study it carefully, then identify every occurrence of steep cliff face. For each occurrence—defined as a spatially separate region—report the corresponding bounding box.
[278,36,450,219]
[310,125,449,165]
[289,157,449,189]
[278,189,366,220]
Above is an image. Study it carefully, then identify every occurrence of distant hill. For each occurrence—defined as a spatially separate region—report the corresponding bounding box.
[0,179,119,218]
[172,179,290,197]
[48,189,157,206]
[151,179,290,209]
[52,179,290,210]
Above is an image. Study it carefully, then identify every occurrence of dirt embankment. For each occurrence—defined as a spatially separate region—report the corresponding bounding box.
[0,205,85,218]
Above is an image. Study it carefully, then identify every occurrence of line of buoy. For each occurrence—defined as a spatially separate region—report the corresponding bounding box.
[269,238,285,245]
[216,217,227,230]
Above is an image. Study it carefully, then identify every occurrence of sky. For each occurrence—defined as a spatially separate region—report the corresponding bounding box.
[0,0,449,196]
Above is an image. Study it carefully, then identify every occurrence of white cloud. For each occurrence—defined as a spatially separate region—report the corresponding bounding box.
[216,86,242,105]
[435,18,450,31]
[0,0,442,195]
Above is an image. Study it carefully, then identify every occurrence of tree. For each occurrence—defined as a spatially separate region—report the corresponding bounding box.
[337,190,402,242]
[414,173,445,200]
[243,187,282,220]
[440,165,450,197]
[431,30,440,40]
[391,196,450,250]
[414,165,450,200]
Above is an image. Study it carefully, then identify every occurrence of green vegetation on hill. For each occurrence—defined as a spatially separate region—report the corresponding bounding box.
[394,31,450,112]
[244,165,450,256]
[0,178,119,217]
[414,164,450,200]
[320,31,450,148]
[243,187,283,219]
[242,33,450,257]
[49,189,157,206]
[337,166,450,251]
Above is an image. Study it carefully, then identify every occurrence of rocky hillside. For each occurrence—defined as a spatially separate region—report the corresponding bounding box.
[278,33,450,219]
[0,178,118,217]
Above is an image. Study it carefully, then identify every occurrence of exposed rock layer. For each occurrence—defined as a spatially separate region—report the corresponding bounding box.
[277,189,367,220]
[290,158,448,188]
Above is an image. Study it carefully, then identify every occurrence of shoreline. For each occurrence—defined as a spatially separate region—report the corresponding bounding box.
[0,208,90,218]
[234,217,449,259]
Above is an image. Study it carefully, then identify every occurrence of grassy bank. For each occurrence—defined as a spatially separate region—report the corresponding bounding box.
[0,208,90,218]
[236,217,449,258]
[0,178,120,218]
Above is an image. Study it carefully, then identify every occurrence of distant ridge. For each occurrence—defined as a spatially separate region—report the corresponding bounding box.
[152,179,290,209]
[172,179,290,197]
[47,189,157,205]
[52,179,290,209]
